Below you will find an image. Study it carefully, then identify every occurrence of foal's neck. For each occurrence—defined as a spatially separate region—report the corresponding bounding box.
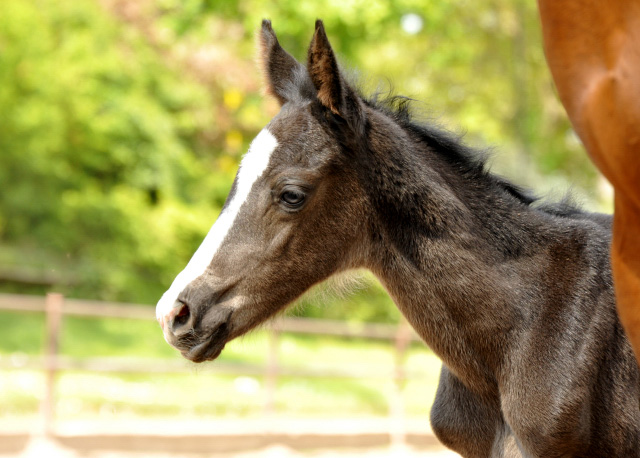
[362,111,574,395]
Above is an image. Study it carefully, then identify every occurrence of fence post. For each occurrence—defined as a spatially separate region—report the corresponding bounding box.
[390,317,411,448]
[40,292,63,437]
[264,326,280,416]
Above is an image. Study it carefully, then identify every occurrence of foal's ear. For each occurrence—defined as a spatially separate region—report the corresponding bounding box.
[259,19,305,106]
[307,20,362,121]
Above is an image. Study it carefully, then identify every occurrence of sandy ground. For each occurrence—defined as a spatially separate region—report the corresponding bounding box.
[2,437,461,458]
[0,417,461,458]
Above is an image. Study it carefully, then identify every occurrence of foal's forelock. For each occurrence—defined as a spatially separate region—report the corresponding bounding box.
[155,128,279,324]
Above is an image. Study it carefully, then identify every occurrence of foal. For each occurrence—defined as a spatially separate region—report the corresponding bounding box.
[156,21,640,456]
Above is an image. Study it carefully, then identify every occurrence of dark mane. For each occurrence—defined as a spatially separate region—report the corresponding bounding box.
[363,92,486,172]
[361,92,590,214]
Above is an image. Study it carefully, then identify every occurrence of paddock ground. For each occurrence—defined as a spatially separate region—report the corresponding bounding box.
[0,441,459,458]
[0,417,459,458]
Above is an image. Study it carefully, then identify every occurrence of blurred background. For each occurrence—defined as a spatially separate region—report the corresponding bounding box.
[0,0,611,457]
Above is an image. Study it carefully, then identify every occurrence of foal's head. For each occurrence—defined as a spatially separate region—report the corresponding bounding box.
[156,20,374,362]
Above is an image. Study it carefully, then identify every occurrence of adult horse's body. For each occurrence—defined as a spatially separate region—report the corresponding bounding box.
[157,21,640,456]
[538,0,640,366]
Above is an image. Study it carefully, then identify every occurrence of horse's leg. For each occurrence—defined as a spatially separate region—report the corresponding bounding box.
[430,365,509,457]
[538,0,640,364]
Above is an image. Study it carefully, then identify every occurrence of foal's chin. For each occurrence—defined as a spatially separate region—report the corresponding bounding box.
[178,322,231,363]
[163,308,234,363]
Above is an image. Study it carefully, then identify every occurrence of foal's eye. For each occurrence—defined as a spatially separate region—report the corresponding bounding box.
[279,188,306,209]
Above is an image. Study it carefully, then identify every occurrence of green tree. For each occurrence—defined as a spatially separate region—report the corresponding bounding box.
[0,0,606,320]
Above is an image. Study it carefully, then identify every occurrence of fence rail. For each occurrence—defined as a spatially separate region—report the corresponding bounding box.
[0,292,428,444]
[0,293,422,340]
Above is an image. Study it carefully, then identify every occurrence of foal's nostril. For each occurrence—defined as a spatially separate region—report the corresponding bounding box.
[171,302,191,331]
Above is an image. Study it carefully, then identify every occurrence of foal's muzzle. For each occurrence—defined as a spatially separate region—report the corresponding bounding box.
[157,290,233,363]
[159,300,192,336]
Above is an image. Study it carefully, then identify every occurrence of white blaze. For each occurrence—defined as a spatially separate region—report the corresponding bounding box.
[156,129,278,321]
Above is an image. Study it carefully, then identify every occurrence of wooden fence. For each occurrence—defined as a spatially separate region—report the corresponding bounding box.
[0,293,427,444]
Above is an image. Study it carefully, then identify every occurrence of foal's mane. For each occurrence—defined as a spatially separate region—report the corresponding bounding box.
[361,91,588,218]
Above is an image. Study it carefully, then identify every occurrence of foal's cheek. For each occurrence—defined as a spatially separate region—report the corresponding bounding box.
[264,224,295,260]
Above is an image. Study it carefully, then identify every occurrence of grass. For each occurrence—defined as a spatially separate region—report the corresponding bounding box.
[0,309,443,422]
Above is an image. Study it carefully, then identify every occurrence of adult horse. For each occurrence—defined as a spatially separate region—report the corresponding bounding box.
[157,21,640,456]
[538,0,640,366]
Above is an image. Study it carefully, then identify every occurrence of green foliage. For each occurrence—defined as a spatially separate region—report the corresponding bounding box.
[0,0,221,303]
[0,1,608,318]
[0,311,45,354]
